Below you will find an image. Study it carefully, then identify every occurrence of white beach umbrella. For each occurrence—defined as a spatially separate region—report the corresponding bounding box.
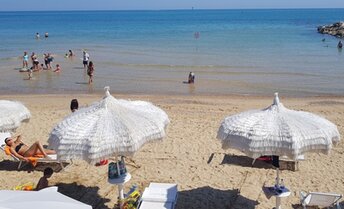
[48,86,169,163]
[0,187,92,209]
[217,92,340,209]
[48,87,169,208]
[217,92,340,160]
[0,100,31,132]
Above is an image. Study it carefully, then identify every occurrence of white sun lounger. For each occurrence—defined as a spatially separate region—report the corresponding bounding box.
[300,191,342,209]
[139,183,178,209]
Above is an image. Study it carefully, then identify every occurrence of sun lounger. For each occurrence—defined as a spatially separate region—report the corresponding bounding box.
[300,191,342,209]
[0,133,65,170]
[139,183,178,209]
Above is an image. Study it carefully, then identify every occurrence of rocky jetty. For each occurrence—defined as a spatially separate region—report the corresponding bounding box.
[318,22,344,38]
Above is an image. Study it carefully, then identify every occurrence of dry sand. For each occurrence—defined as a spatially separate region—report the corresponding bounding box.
[0,93,343,209]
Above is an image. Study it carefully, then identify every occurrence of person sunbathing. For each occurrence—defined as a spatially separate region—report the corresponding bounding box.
[4,135,55,162]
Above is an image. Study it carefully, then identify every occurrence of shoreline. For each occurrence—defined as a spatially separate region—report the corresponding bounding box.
[1,92,344,100]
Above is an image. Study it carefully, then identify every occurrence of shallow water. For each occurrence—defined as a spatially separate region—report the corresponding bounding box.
[0,9,343,96]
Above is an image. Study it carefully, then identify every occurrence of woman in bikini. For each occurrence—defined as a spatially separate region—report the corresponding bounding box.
[87,61,94,84]
[4,135,55,162]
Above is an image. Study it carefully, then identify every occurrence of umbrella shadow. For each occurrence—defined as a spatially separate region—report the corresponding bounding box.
[0,160,33,172]
[56,182,111,209]
[220,154,274,169]
[0,160,69,173]
[176,186,259,209]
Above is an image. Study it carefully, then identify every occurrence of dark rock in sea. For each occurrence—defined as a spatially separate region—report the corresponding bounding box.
[318,22,344,38]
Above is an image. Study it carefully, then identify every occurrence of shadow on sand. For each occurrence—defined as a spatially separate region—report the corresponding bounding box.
[220,154,274,169]
[0,159,69,173]
[176,186,258,209]
[56,182,111,209]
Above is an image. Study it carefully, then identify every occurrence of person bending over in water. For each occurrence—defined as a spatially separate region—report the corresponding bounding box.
[4,135,55,161]
[68,50,74,57]
[338,41,343,49]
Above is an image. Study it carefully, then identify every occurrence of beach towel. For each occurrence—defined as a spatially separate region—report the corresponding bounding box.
[4,145,43,167]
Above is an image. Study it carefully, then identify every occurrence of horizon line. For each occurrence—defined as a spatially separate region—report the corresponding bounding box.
[1,7,344,12]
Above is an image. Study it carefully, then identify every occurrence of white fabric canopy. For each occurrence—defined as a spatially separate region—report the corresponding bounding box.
[217,93,340,160]
[0,100,30,132]
[0,187,92,209]
[48,87,170,163]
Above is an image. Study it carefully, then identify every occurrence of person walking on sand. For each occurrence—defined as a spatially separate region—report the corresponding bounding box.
[22,52,29,69]
[87,61,94,84]
[82,51,90,69]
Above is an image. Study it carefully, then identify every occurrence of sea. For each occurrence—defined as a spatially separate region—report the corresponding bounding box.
[0,9,343,96]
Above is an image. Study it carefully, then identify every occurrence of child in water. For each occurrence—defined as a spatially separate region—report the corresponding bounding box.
[53,64,61,72]
[27,68,33,80]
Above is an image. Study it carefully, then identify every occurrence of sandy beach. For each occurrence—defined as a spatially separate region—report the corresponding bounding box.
[0,93,343,209]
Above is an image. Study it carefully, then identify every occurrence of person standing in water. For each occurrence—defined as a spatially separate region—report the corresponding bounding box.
[87,61,94,84]
[82,51,90,69]
[22,52,29,69]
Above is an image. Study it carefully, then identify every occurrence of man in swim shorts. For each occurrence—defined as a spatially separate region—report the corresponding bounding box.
[82,51,90,69]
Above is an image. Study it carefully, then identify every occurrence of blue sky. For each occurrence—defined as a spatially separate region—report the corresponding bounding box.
[1,0,344,11]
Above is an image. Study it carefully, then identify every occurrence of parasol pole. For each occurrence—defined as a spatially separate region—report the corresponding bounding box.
[276,168,280,187]
[115,155,124,209]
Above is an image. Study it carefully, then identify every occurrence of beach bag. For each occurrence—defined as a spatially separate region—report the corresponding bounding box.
[14,182,35,191]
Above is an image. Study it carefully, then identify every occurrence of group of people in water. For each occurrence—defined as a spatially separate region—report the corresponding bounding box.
[35,32,49,39]
[21,49,94,84]
[22,51,59,80]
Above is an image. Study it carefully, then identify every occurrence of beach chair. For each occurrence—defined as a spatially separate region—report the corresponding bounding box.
[0,132,65,170]
[138,182,178,209]
[300,191,342,209]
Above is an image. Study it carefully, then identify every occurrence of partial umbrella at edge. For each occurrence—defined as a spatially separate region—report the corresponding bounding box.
[0,100,31,132]
[48,87,170,164]
[217,93,340,160]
